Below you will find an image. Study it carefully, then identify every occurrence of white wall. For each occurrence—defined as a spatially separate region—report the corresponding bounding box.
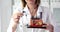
[1,0,12,32]
[0,6,1,32]
[0,0,1,32]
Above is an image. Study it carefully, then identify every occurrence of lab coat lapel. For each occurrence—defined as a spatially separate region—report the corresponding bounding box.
[23,5,43,16]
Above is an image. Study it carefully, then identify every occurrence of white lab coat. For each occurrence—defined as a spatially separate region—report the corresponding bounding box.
[7,4,54,32]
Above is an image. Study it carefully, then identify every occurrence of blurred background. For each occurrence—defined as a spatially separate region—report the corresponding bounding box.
[0,0,60,32]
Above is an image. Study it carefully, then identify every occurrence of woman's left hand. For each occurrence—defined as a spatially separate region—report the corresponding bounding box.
[46,23,54,32]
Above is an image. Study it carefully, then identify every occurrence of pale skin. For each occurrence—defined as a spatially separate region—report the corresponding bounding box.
[12,0,54,32]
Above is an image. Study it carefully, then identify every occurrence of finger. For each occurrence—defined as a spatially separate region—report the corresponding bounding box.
[46,24,54,30]
[14,18,19,23]
[13,14,19,19]
[17,12,23,17]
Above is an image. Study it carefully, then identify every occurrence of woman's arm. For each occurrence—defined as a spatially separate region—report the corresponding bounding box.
[46,8,54,32]
[7,11,23,32]
[12,21,19,32]
[42,7,54,32]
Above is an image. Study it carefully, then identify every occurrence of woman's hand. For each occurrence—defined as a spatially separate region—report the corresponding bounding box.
[12,12,23,23]
[12,12,23,32]
[46,23,54,32]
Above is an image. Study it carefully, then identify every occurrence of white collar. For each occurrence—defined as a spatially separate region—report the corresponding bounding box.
[23,5,43,17]
[23,5,43,12]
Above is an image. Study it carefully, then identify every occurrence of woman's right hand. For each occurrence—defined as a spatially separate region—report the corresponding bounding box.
[12,12,23,23]
[12,12,23,32]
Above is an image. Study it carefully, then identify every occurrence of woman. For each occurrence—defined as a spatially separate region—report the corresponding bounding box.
[7,0,54,32]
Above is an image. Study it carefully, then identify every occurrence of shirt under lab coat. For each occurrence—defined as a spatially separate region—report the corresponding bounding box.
[7,5,54,32]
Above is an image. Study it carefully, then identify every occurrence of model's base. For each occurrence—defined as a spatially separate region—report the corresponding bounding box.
[27,24,46,29]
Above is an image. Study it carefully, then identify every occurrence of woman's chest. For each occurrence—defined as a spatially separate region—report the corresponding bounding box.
[21,11,48,25]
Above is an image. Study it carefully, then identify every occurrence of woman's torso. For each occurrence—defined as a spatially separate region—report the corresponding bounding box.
[16,5,49,32]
